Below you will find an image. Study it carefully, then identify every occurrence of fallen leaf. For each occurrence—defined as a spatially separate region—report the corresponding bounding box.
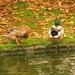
[69,36,73,39]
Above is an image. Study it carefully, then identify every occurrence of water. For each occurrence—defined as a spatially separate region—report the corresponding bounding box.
[0,52,75,75]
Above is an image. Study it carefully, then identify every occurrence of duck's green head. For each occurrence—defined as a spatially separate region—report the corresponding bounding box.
[54,18,60,26]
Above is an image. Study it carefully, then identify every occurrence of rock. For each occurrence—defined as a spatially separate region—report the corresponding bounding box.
[50,45,57,53]
[46,45,57,54]
[58,44,68,52]
[34,45,46,54]
[25,46,35,55]
[69,44,75,51]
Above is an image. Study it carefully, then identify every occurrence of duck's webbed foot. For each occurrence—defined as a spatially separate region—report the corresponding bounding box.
[15,38,20,46]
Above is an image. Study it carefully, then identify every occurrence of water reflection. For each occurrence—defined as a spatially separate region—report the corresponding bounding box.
[0,52,75,75]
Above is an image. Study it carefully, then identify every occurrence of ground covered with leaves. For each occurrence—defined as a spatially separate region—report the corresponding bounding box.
[0,0,75,49]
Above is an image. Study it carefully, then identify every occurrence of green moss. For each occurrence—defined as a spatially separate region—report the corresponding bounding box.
[20,38,49,47]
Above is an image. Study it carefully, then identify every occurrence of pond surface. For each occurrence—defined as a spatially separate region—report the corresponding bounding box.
[0,52,75,75]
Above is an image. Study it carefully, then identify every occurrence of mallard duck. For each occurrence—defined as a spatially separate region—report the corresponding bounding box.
[3,26,30,46]
[49,18,64,43]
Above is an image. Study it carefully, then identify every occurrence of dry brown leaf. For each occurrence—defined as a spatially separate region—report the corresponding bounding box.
[29,32,39,37]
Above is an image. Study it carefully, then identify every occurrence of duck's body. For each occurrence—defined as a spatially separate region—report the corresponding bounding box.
[49,25,64,39]
[6,28,29,39]
[3,26,30,46]
[49,18,64,43]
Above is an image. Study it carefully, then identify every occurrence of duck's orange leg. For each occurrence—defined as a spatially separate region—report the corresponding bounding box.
[15,38,20,46]
[50,37,54,43]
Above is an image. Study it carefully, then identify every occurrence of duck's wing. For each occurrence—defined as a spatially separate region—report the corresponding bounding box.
[58,28,64,37]
[2,35,9,37]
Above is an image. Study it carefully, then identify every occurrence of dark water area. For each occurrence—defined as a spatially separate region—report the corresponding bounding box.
[0,52,75,75]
